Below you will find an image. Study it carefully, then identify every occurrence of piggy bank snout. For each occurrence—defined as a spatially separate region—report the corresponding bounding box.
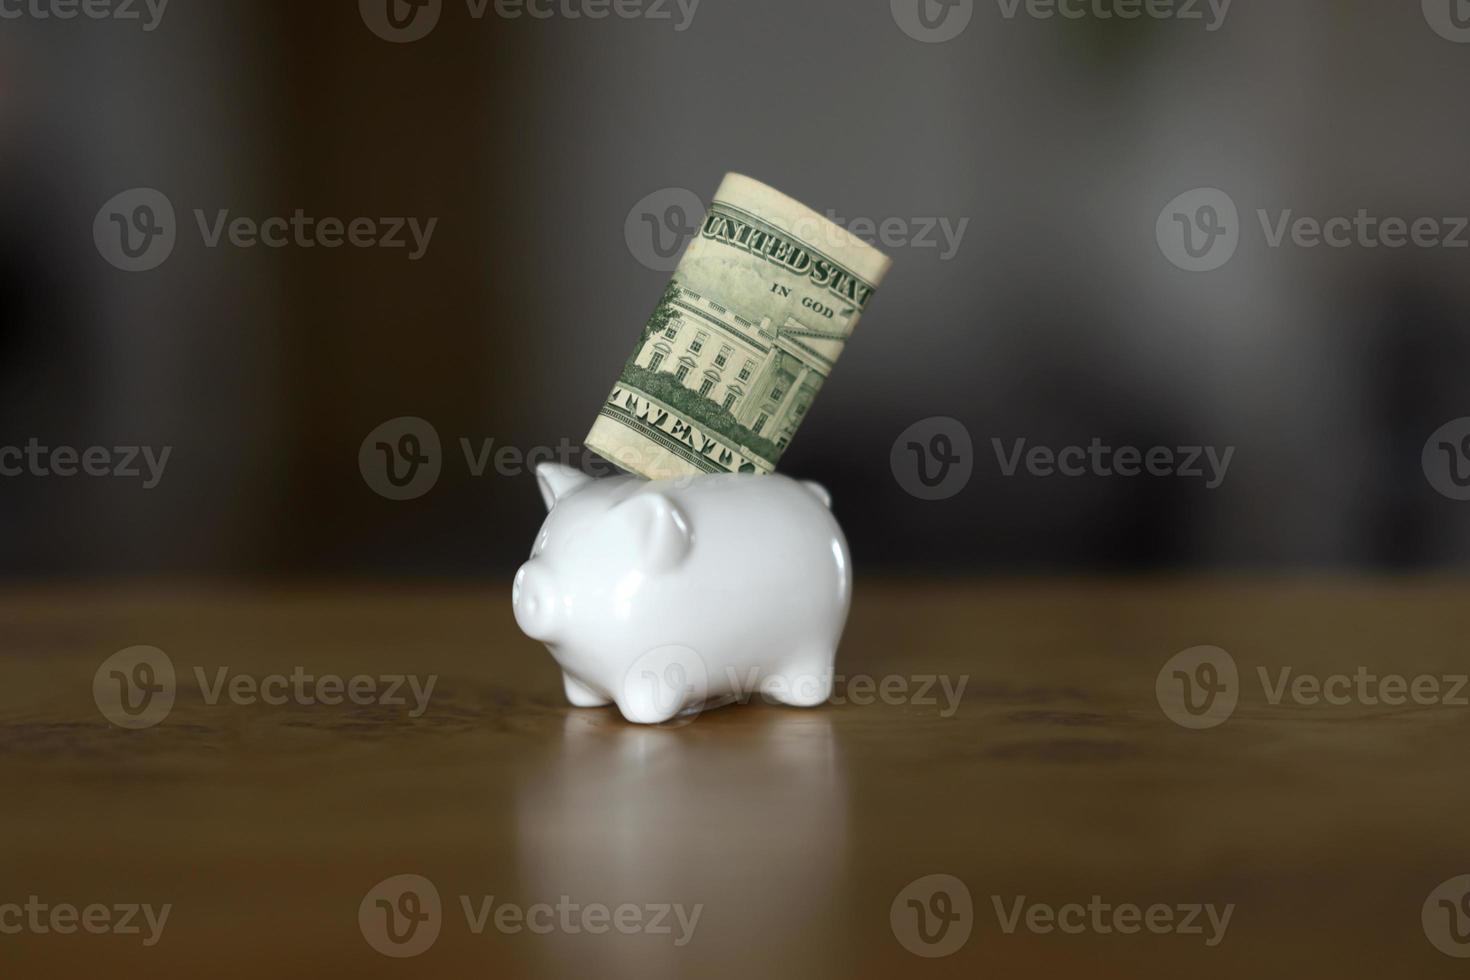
[513,561,560,641]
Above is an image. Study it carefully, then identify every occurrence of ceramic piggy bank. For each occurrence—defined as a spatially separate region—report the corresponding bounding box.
[512,462,851,724]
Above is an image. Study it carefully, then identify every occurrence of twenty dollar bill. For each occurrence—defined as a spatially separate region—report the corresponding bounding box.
[586,173,892,480]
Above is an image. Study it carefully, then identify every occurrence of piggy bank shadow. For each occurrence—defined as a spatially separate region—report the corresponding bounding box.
[513,708,851,979]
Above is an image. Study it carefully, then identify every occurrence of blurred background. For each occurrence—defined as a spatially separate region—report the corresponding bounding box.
[4,0,1470,579]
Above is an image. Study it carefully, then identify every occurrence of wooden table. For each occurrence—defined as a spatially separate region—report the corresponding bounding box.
[2,580,1468,977]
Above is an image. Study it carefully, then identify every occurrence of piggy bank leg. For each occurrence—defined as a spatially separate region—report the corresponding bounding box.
[765,652,836,708]
[562,673,612,708]
[614,685,691,726]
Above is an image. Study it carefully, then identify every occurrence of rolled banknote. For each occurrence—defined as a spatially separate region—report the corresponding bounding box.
[586,173,892,480]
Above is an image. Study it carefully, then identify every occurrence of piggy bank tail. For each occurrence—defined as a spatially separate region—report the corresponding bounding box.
[800,480,833,510]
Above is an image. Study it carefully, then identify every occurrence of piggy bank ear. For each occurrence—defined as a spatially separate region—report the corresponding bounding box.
[536,462,592,511]
[615,492,692,572]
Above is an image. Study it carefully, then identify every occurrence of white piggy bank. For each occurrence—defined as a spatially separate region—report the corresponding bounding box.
[512,462,852,724]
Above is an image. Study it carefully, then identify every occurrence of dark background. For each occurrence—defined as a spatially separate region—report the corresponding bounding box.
[4,0,1470,578]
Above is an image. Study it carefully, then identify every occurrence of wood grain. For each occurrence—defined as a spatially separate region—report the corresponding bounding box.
[1,580,1468,978]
